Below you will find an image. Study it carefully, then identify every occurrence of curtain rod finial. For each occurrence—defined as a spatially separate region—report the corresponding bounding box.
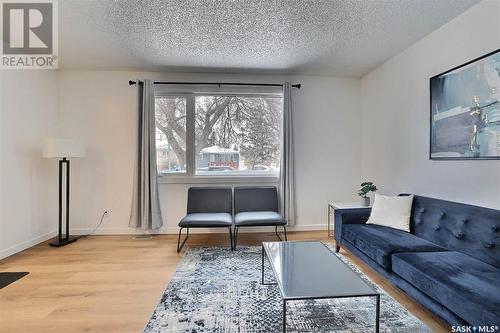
[129,80,136,86]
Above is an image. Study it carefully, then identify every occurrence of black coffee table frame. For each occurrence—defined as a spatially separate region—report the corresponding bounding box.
[261,242,380,333]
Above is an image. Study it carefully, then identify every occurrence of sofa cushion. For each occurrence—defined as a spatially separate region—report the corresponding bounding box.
[179,213,232,227]
[367,194,413,232]
[392,251,500,326]
[234,211,287,226]
[342,224,446,270]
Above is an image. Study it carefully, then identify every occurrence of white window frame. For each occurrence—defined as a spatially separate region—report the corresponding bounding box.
[155,90,282,184]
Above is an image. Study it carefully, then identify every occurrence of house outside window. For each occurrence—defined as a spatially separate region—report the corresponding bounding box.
[154,86,283,180]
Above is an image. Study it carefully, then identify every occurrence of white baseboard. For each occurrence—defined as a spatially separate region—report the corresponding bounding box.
[0,230,56,260]
[72,223,327,236]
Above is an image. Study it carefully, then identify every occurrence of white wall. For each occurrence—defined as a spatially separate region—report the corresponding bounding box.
[58,71,361,234]
[0,71,59,258]
[361,0,500,209]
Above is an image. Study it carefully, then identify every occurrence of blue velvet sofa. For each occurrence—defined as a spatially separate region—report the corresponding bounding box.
[334,195,500,327]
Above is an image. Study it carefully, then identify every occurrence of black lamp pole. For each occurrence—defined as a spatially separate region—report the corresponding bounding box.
[50,157,78,247]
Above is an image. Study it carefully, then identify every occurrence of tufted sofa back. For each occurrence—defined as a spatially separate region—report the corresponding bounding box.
[410,195,500,268]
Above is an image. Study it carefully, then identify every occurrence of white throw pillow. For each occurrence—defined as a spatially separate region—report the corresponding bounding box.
[366,194,414,232]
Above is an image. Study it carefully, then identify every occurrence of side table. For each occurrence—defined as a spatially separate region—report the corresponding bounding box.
[327,202,372,239]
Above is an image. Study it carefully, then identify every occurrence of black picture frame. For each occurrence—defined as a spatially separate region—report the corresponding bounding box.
[429,48,500,160]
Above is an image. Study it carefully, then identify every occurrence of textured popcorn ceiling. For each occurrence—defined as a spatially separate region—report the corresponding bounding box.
[59,0,479,76]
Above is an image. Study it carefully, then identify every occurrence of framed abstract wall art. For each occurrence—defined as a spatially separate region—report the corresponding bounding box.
[430,48,500,160]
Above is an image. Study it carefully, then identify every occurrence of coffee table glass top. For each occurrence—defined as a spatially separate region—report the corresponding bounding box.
[263,241,378,300]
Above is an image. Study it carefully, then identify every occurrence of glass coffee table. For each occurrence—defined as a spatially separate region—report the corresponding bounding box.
[261,241,380,332]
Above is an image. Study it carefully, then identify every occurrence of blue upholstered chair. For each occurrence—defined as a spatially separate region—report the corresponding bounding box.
[177,187,233,252]
[233,186,287,249]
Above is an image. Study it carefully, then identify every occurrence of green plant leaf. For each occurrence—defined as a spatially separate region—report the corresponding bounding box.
[358,181,377,196]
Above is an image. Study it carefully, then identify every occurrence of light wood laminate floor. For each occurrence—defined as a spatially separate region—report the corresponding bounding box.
[0,231,449,333]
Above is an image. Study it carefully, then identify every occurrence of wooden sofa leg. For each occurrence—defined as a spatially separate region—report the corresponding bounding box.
[335,245,340,253]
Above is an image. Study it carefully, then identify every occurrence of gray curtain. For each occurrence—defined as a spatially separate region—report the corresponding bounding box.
[129,79,163,229]
[279,82,296,225]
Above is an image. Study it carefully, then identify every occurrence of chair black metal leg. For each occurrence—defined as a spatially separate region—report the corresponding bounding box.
[275,225,283,241]
[275,225,287,241]
[228,226,234,251]
[176,227,189,253]
[233,226,238,250]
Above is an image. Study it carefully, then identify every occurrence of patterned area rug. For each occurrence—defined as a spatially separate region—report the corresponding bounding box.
[144,245,430,333]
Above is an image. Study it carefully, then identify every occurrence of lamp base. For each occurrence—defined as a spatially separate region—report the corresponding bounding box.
[49,236,78,247]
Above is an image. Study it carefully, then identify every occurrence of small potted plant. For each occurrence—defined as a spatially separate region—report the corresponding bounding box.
[358,182,377,206]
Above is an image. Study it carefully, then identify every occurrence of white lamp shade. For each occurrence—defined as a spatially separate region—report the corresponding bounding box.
[43,138,85,158]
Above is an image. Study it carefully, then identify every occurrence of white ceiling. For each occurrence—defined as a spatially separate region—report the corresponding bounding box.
[59,0,479,76]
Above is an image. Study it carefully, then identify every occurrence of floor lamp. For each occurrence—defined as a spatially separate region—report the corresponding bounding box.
[43,138,85,247]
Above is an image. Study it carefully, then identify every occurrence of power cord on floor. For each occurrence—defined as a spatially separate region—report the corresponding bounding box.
[78,211,108,239]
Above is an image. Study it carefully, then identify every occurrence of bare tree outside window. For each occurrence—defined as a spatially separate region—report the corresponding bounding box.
[155,94,283,175]
[155,97,187,173]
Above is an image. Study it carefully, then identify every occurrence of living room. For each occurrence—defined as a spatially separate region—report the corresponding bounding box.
[0,0,499,332]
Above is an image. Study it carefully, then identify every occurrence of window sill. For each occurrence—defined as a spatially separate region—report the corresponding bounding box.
[158,175,279,184]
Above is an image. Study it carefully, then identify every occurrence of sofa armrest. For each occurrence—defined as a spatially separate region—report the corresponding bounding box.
[334,208,371,244]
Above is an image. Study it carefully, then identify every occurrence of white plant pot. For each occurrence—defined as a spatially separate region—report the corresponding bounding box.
[360,196,370,207]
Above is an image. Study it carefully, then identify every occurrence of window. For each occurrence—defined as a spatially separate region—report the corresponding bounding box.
[155,91,283,178]
[155,96,187,174]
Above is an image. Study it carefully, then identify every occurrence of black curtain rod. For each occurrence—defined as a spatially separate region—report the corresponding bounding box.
[128,80,301,89]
